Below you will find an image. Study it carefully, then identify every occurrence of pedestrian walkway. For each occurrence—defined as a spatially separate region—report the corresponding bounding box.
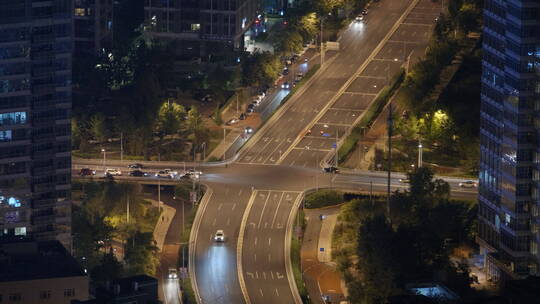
[147,199,176,251]
[301,208,346,304]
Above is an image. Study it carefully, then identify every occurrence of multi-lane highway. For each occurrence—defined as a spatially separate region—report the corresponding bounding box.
[73,1,470,303]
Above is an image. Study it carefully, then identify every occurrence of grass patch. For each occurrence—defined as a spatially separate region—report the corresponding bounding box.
[304,189,344,209]
[291,209,309,303]
[180,277,197,304]
[338,69,405,163]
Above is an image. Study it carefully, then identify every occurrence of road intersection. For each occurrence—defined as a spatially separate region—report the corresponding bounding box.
[72,1,473,303]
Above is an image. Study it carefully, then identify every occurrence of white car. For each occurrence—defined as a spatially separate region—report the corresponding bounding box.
[459,180,477,188]
[214,230,225,242]
[105,168,122,176]
[244,127,254,134]
[355,15,364,22]
[155,170,172,178]
[168,268,178,279]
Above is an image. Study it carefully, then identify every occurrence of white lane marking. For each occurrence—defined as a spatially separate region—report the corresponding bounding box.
[254,236,258,246]
[271,271,274,279]
[268,237,271,246]
[259,289,264,297]
[257,192,271,229]
[275,288,279,296]
[271,192,285,228]
[232,203,236,210]
[217,203,222,211]
[238,189,243,196]
[268,253,271,262]
[226,218,230,226]
[247,272,254,278]
[263,272,267,280]
[254,253,257,261]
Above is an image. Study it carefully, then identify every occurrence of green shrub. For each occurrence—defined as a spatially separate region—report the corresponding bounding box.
[304,190,344,209]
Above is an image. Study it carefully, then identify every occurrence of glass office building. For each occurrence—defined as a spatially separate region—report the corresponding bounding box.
[478,0,539,280]
[0,0,72,249]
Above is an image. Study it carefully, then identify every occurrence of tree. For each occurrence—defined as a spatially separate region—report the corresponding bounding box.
[125,231,160,276]
[88,113,107,143]
[91,253,124,283]
[187,106,204,133]
[157,102,185,135]
[357,215,398,303]
[275,30,304,55]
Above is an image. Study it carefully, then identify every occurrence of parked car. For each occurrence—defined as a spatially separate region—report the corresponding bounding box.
[127,163,143,169]
[399,178,410,183]
[129,170,148,177]
[79,168,96,176]
[104,168,122,176]
[459,180,477,188]
[246,108,254,115]
[239,113,247,120]
[214,230,225,242]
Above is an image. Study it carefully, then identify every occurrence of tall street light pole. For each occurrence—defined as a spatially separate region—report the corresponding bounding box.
[418,140,423,168]
[387,102,393,218]
[101,148,106,170]
[320,17,324,67]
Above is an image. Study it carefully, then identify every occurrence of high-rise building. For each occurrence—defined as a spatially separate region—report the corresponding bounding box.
[478,0,539,281]
[73,0,114,56]
[143,0,261,58]
[0,0,73,249]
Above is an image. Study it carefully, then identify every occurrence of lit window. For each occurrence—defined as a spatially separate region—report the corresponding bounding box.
[14,227,26,236]
[0,130,12,142]
[191,24,200,31]
[0,112,27,126]
[74,8,86,16]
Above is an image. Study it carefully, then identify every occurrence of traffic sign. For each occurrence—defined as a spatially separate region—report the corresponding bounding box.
[320,247,325,252]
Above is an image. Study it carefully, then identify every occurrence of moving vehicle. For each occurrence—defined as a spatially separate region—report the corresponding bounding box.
[323,166,339,174]
[186,168,202,176]
[399,178,410,183]
[306,129,312,136]
[79,168,96,176]
[104,168,122,176]
[281,82,290,89]
[127,163,143,169]
[129,170,148,177]
[245,127,254,134]
[226,118,239,125]
[155,170,172,178]
[168,268,178,279]
[355,15,364,22]
[214,230,225,242]
[459,180,477,188]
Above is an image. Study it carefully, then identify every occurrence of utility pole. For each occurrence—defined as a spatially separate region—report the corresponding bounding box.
[120,132,123,163]
[158,178,161,212]
[335,130,339,166]
[127,195,130,224]
[387,102,393,218]
[320,17,324,66]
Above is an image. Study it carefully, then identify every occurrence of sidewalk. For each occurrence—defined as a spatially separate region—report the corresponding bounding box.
[301,208,346,304]
[147,199,176,251]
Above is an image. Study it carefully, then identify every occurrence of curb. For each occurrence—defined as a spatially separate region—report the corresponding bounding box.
[237,190,258,304]
[189,186,213,304]
[285,193,305,304]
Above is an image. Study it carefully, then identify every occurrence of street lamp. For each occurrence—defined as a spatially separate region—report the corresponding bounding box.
[101,148,106,170]
[418,141,423,168]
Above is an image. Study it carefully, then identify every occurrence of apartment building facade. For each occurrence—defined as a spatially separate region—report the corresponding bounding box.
[74,0,113,56]
[144,0,261,58]
[0,0,72,248]
[478,0,540,281]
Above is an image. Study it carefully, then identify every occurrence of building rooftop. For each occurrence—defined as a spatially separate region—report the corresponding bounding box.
[0,240,86,282]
